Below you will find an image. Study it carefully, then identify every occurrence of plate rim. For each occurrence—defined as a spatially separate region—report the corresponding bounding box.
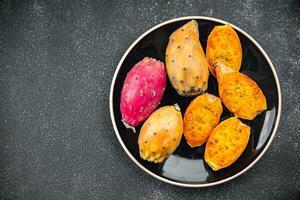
[109,16,282,188]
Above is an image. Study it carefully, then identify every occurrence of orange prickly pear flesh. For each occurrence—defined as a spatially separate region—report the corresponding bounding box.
[205,117,251,171]
[183,93,223,148]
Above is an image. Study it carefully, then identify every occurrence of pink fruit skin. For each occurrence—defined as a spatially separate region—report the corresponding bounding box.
[120,57,167,127]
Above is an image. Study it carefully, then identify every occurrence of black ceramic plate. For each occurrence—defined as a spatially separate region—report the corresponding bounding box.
[109,17,281,187]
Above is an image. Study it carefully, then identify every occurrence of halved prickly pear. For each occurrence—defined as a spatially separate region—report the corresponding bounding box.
[138,104,183,163]
[166,20,209,96]
[215,62,267,120]
[183,93,223,148]
[206,24,242,76]
[205,117,251,171]
[120,57,166,127]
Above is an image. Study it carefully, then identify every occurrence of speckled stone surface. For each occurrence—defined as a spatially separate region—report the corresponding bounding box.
[0,0,299,199]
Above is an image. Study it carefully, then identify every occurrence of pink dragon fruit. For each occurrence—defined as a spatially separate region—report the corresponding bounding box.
[120,57,166,129]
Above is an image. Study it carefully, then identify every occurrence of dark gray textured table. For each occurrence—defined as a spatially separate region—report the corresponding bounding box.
[0,0,299,199]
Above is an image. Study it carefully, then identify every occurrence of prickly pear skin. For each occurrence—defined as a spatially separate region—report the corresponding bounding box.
[204,117,251,171]
[183,93,223,148]
[215,63,267,120]
[166,20,209,96]
[138,105,183,163]
[206,24,242,76]
[120,57,166,126]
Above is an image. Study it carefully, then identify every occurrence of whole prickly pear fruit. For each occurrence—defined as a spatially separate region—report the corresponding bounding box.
[215,62,267,120]
[205,117,251,171]
[166,20,209,96]
[183,93,223,148]
[206,24,242,76]
[138,104,183,163]
[120,57,166,128]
